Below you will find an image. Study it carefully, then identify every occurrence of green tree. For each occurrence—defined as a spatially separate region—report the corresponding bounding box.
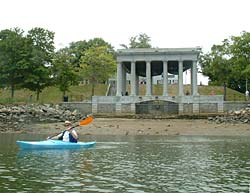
[199,31,250,98]
[0,28,31,98]
[120,33,152,48]
[230,32,250,92]
[68,38,115,68]
[24,27,55,101]
[200,44,232,100]
[80,46,116,96]
[67,40,89,68]
[52,48,79,99]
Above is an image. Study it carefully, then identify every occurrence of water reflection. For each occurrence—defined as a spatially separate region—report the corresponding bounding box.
[15,149,95,192]
[0,134,250,192]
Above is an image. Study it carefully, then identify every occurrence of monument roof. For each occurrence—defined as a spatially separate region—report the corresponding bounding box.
[117,47,201,55]
[116,47,201,76]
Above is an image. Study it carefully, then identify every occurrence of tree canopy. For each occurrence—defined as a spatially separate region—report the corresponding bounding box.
[52,48,79,97]
[23,27,55,101]
[199,31,250,94]
[68,38,115,68]
[0,27,117,101]
[120,33,152,48]
[0,28,31,98]
[80,46,116,96]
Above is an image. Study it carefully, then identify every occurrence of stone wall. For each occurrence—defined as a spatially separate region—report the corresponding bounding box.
[136,101,178,114]
[183,103,193,113]
[97,103,116,113]
[61,98,250,116]
[199,103,218,113]
[60,102,92,115]
[121,104,131,113]
[223,102,250,112]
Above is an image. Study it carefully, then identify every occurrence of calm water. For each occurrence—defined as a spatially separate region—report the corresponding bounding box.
[0,133,250,193]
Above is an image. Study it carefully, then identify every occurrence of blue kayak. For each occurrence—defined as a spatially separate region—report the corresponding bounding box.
[16,140,96,150]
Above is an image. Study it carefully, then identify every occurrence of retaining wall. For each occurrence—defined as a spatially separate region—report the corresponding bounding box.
[60,99,250,116]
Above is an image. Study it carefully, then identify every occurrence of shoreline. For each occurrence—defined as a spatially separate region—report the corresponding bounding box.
[6,118,250,137]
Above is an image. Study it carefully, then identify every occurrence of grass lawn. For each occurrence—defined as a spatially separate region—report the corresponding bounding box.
[0,84,245,104]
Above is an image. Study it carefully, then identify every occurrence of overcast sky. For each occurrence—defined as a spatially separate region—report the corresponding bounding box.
[1,0,250,84]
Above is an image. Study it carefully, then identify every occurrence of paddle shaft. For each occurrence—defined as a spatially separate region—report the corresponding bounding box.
[47,115,93,139]
[48,126,78,140]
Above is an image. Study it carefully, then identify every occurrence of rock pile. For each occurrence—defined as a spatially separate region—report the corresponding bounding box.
[208,107,250,124]
[0,104,84,131]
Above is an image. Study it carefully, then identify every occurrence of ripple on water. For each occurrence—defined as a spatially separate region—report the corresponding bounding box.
[0,135,250,192]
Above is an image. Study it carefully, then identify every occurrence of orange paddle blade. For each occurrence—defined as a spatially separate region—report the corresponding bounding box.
[79,116,93,126]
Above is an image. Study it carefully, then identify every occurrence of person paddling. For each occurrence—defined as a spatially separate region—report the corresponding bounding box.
[48,121,78,143]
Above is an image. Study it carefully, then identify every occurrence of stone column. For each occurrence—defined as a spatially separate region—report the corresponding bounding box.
[151,76,153,94]
[146,61,152,96]
[130,61,136,96]
[122,65,127,95]
[116,62,123,96]
[191,60,199,96]
[163,61,168,96]
[136,75,139,95]
[178,60,184,96]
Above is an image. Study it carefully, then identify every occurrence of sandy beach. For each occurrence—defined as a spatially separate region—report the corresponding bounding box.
[14,118,250,137]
